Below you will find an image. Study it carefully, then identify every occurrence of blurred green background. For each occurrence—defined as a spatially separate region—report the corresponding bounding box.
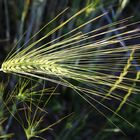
[0,0,140,140]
